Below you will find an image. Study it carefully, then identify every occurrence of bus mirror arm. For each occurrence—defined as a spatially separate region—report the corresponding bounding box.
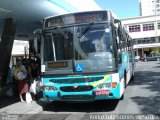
[72,59,76,73]
[114,19,121,24]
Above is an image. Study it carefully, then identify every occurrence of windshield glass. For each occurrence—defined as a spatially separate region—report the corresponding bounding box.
[43,27,73,62]
[42,27,74,74]
[75,23,113,60]
[42,23,116,74]
[74,23,116,72]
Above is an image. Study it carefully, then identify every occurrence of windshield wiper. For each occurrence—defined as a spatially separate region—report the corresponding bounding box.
[78,21,94,38]
[55,26,69,39]
[42,26,69,39]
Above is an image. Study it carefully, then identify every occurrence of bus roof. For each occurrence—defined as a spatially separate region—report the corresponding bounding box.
[44,10,113,20]
[43,10,120,28]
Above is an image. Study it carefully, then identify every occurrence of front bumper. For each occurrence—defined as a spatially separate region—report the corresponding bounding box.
[43,84,120,102]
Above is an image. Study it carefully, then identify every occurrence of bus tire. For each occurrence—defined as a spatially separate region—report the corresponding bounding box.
[131,65,135,81]
[120,72,126,100]
[120,93,124,100]
[124,71,127,88]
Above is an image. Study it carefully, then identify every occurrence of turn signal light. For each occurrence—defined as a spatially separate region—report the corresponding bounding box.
[112,82,117,88]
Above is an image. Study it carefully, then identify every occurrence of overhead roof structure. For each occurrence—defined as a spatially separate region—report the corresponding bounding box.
[0,0,101,40]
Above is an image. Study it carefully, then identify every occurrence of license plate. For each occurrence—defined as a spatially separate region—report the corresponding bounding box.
[95,90,109,95]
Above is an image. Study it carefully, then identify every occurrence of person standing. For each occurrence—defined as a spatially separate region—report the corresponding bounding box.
[28,59,38,81]
[28,59,38,100]
[13,59,28,102]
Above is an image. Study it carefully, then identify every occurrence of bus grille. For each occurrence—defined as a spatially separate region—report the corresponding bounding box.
[60,86,93,92]
[49,76,103,84]
[61,95,94,101]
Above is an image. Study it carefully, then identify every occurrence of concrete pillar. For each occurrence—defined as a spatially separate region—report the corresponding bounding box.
[136,49,138,56]
[155,37,159,43]
[0,18,16,95]
[142,48,144,58]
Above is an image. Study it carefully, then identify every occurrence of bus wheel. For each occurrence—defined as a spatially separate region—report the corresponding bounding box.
[131,65,135,81]
[120,93,124,100]
[120,73,126,100]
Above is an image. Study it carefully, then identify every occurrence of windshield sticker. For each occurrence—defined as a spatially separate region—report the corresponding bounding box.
[76,64,83,72]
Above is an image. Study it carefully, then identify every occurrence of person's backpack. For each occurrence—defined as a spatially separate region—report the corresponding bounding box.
[17,71,27,80]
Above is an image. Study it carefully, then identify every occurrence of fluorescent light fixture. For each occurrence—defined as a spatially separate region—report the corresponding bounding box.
[66,0,101,11]
[0,7,11,13]
[48,0,77,12]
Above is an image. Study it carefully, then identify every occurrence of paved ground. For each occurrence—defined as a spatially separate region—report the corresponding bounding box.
[0,91,49,120]
[0,61,160,120]
[33,61,160,120]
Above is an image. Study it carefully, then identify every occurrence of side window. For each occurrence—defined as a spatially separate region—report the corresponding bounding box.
[121,41,127,51]
[117,26,127,51]
[114,27,119,51]
[43,34,54,61]
[115,27,122,64]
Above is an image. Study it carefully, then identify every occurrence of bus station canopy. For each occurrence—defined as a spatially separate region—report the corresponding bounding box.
[0,0,101,40]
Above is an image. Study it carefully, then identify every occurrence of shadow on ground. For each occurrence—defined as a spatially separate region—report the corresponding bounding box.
[129,68,160,114]
[0,95,19,109]
[42,99,119,113]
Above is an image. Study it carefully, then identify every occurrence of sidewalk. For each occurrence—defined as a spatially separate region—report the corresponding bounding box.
[0,95,49,119]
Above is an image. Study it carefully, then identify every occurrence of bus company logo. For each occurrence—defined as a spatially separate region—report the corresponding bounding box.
[73,83,78,88]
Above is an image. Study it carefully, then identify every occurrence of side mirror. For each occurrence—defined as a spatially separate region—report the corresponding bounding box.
[114,19,120,24]
[118,26,127,41]
[33,29,42,35]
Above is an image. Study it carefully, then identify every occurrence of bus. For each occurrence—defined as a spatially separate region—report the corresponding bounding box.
[39,10,135,102]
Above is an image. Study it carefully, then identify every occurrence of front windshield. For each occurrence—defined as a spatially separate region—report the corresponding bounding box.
[43,27,73,62]
[42,23,116,73]
[75,23,113,60]
[73,23,116,72]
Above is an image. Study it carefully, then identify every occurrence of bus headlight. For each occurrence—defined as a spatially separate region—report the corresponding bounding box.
[50,86,56,91]
[97,84,104,89]
[44,86,49,91]
[97,82,112,89]
[43,86,57,91]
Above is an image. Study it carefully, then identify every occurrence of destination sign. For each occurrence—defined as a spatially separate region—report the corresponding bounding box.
[47,61,68,69]
[74,14,103,23]
[45,11,108,27]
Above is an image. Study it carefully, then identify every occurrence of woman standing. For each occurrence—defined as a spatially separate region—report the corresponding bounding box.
[28,59,38,100]
[13,60,28,102]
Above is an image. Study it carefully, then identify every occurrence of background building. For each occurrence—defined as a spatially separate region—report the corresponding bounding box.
[140,0,160,16]
[10,40,29,66]
[120,0,160,59]
[121,15,160,59]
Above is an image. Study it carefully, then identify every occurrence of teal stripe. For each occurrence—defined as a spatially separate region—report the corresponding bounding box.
[44,75,105,80]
